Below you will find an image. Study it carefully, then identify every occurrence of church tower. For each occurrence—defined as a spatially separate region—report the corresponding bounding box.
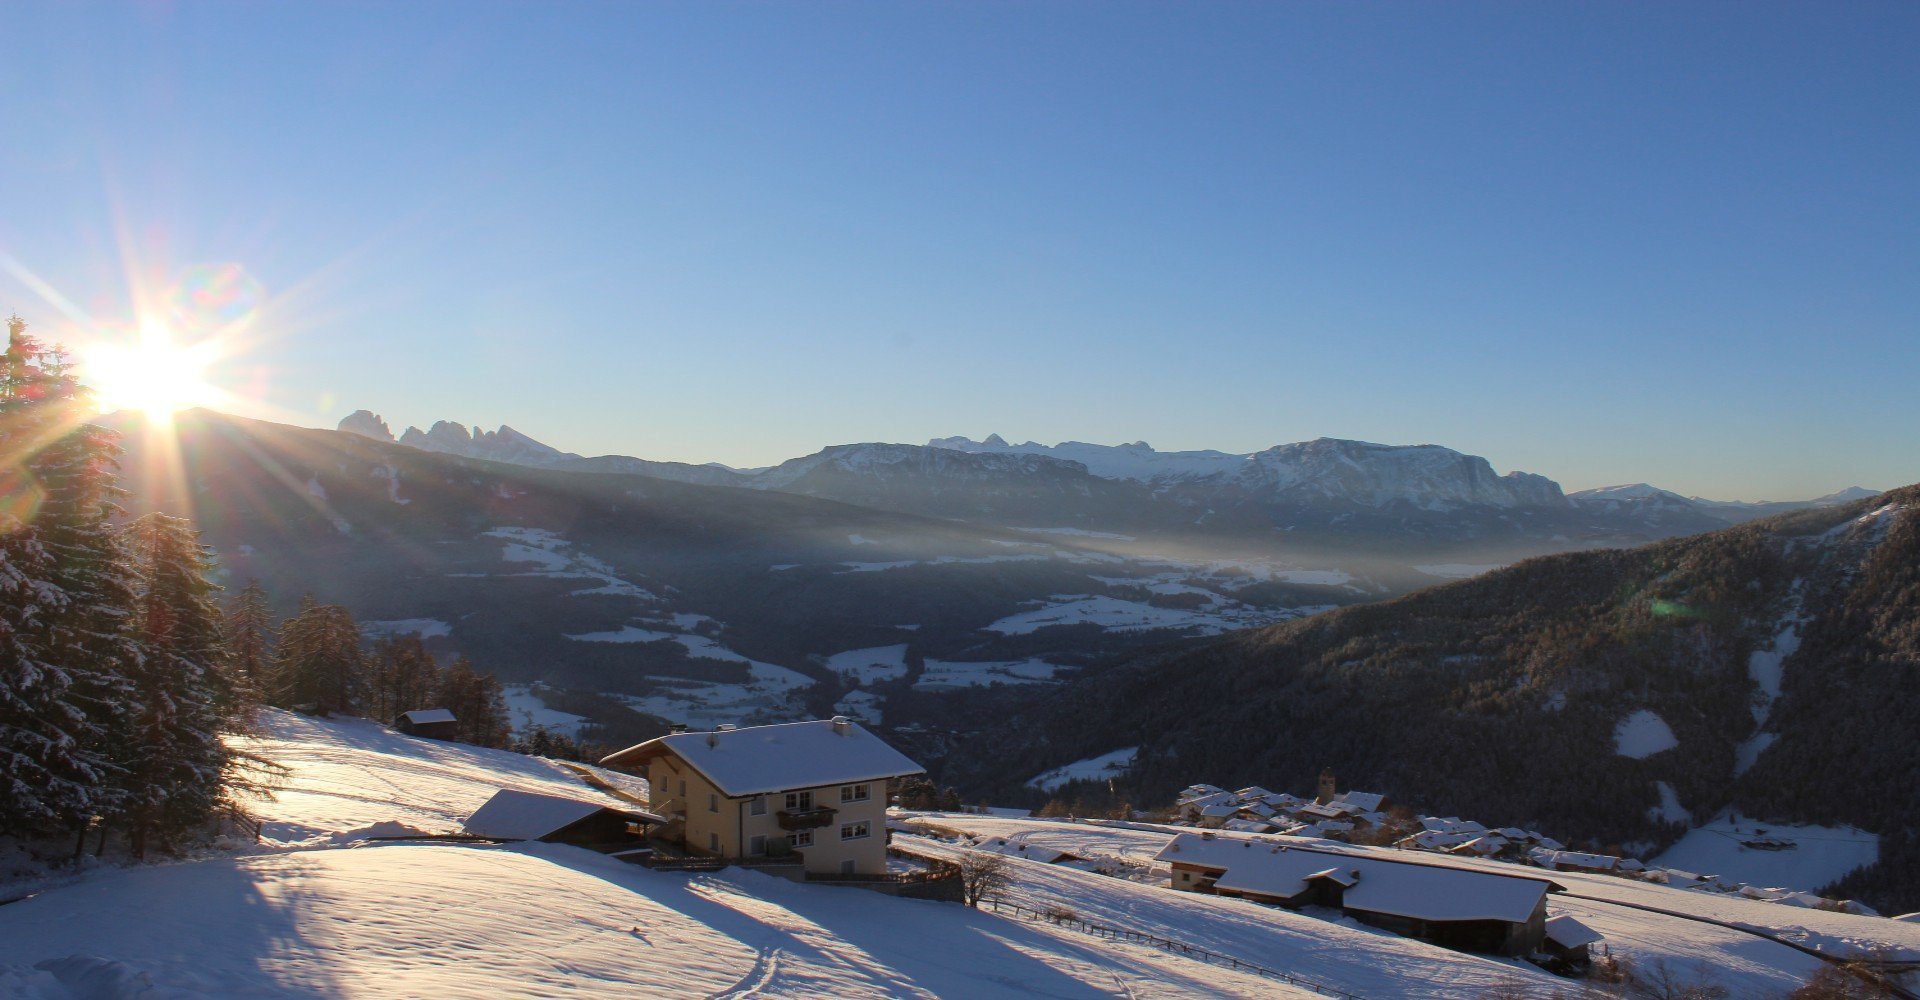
[1316,767,1336,805]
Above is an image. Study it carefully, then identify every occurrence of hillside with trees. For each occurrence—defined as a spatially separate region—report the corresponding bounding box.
[956,486,1920,912]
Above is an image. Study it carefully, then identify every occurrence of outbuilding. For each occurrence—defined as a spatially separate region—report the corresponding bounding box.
[394,708,459,740]
[463,789,663,849]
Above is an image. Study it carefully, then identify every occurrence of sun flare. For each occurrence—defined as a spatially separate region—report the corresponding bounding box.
[86,319,220,423]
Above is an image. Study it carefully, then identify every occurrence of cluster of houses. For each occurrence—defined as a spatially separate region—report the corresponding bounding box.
[1169,774,1874,916]
[1173,771,1403,839]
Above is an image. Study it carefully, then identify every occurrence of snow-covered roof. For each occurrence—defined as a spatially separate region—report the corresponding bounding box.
[1539,850,1619,871]
[462,789,656,840]
[967,836,1077,864]
[399,708,456,725]
[1180,790,1238,811]
[1544,915,1605,949]
[1156,834,1560,924]
[1199,804,1240,818]
[599,719,923,798]
[1331,791,1384,812]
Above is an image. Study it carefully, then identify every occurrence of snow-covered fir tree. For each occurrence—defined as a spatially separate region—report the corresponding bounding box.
[0,315,139,842]
[118,512,233,856]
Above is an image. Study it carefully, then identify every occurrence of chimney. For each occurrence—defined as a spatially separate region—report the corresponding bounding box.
[668,723,688,735]
[830,715,851,734]
[706,732,719,749]
[716,723,737,732]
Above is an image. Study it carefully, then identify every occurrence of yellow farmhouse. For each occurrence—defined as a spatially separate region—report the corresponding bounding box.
[600,717,923,876]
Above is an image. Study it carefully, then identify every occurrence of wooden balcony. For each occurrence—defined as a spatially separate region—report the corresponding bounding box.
[776,806,837,831]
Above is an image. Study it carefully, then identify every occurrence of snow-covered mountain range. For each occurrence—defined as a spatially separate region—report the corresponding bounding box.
[338,410,1879,558]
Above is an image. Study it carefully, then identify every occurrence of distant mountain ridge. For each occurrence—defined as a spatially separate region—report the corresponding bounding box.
[337,409,1881,562]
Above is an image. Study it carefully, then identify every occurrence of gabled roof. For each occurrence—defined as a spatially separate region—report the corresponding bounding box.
[1331,790,1384,812]
[399,708,456,725]
[599,719,923,798]
[1544,915,1605,949]
[1156,833,1562,925]
[462,789,658,840]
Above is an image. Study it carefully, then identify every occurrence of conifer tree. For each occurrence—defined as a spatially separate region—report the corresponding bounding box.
[436,655,511,748]
[270,601,366,716]
[118,512,231,856]
[0,315,139,840]
[367,634,440,722]
[223,580,273,712]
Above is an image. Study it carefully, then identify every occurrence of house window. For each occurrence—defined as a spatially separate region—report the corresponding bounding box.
[708,832,720,853]
[788,831,813,849]
[785,790,813,811]
[708,792,719,813]
[840,783,870,803]
[840,859,856,875]
[678,779,686,797]
[840,821,871,841]
[749,835,766,856]
[749,796,767,816]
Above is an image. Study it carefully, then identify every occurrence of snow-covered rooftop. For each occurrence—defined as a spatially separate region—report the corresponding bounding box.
[600,718,923,798]
[1544,915,1605,949]
[462,789,654,840]
[1157,834,1562,924]
[399,708,456,725]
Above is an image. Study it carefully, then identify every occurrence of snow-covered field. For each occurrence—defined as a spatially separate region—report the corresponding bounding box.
[823,644,911,684]
[564,616,815,729]
[501,685,591,737]
[915,657,1063,689]
[985,594,1301,637]
[1,712,1302,998]
[1028,748,1139,793]
[901,814,1920,995]
[226,711,639,844]
[1612,709,1678,759]
[9,713,1915,997]
[1654,815,1880,895]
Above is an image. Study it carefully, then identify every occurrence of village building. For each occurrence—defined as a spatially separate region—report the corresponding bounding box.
[463,789,661,849]
[393,708,458,740]
[599,717,922,876]
[1530,848,1622,874]
[1541,915,1604,970]
[965,835,1082,865]
[1155,832,1574,956]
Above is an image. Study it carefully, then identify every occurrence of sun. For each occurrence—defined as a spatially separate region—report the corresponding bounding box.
[86,318,220,423]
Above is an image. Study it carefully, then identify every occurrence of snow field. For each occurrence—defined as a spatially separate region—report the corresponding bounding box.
[1028,749,1140,793]
[1612,710,1678,759]
[904,814,1920,990]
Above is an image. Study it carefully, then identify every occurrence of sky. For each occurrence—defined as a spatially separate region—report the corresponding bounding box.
[1,3,1914,500]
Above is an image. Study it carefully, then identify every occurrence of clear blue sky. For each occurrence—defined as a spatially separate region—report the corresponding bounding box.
[3,2,1914,499]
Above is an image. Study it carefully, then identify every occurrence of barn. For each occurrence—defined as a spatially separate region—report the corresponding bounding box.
[463,790,664,850]
[394,708,459,740]
[1156,833,1575,956]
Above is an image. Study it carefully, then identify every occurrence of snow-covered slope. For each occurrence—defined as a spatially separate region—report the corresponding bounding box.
[4,712,1305,998]
[903,814,1920,997]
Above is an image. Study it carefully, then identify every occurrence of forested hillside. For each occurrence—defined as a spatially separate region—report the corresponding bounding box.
[958,486,1920,911]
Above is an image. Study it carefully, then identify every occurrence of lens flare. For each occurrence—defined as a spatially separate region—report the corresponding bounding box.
[166,262,264,334]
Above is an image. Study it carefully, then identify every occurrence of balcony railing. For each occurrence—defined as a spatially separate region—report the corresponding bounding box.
[776,806,837,830]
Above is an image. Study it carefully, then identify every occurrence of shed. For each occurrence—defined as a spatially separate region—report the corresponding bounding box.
[463,789,663,849]
[1542,914,1604,969]
[394,708,459,740]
